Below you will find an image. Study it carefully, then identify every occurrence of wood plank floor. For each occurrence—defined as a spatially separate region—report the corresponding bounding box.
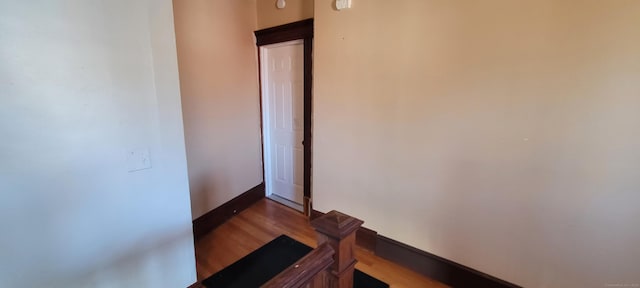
[195,199,449,288]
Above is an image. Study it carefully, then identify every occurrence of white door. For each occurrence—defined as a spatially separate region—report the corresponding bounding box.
[261,40,304,208]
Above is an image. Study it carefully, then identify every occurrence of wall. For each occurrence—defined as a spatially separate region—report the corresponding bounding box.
[174,0,264,219]
[0,0,196,287]
[313,0,640,287]
[257,0,314,29]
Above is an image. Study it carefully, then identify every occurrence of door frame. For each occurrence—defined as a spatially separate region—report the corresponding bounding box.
[255,19,313,215]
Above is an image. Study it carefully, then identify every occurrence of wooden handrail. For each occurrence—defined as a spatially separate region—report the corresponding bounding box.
[260,243,334,288]
[189,210,364,288]
[263,210,363,288]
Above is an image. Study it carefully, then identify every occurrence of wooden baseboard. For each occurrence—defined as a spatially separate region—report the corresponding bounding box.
[355,226,378,252]
[193,183,265,239]
[376,235,522,288]
[310,209,377,252]
[310,209,324,221]
[312,209,520,287]
[187,282,204,288]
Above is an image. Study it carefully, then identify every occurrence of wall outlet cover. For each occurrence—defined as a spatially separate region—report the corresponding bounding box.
[336,0,351,10]
[127,148,152,172]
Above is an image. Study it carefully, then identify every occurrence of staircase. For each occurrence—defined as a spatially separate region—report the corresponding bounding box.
[190,210,364,288]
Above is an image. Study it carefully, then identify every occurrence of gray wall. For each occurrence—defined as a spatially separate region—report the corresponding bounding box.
[0,0,196,286]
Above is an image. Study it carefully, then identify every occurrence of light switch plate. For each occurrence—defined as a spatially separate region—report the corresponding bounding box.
[127,148,152,172]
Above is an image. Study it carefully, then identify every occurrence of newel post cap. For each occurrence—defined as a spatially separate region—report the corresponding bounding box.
[310,210,364,239]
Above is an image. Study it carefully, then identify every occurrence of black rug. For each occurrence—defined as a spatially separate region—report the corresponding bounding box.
[202,235,389,288]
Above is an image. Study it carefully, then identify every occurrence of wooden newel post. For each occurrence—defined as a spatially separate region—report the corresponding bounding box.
[310,211,364,288]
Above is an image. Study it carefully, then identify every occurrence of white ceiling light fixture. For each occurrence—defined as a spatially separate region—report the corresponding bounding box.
[276,0,286,9]
[336,0,352,10]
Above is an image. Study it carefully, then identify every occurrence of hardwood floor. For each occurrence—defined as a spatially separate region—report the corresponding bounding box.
[195,199,449,288]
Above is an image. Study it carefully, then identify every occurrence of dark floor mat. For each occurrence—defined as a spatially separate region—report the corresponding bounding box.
[202,234,388,288]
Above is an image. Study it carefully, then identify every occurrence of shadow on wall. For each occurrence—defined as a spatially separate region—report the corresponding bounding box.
[189,170,231,219]
[54,226,195,287]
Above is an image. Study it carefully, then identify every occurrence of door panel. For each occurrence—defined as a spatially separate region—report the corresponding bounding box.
[264,41,304,205]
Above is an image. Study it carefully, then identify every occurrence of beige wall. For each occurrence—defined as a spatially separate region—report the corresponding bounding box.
[174,0,263,219]
[313,0,640,287]
[257,0,314,29]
